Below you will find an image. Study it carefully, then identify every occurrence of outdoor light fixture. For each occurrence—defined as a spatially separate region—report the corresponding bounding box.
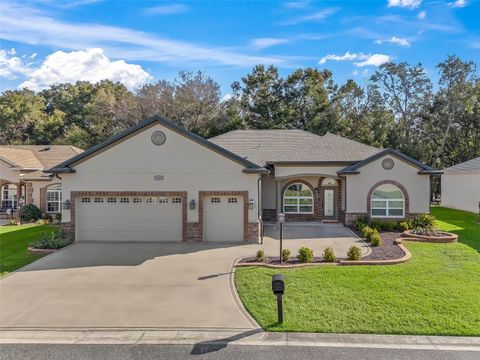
[63,199,71,210]
[248,198,255,209]
[272,274,285,324]
[189,199,196,210]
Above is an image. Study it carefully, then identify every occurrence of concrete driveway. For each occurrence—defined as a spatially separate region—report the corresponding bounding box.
[0,223,366,330]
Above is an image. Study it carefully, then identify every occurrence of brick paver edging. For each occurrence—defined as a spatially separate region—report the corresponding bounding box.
[402,230,458,243]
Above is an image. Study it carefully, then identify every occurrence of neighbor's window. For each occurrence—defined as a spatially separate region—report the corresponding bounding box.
[1,184,17,210]
[283,183,313,214]
[371,184,405,218]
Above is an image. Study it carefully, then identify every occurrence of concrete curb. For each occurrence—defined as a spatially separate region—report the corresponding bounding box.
[1,329,479,351]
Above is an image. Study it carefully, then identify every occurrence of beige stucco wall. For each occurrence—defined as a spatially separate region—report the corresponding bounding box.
[274,165,343,179]
[0,160,20,183]
[345,155,430,214]
[61,123,260,223]
[442,172,480,213]
[261,174,276,209]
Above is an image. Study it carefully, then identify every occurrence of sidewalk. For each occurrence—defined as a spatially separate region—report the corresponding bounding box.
[1,329,479,352]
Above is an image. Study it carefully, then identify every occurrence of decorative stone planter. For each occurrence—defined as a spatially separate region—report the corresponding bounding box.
[402,230,458,243]
[27,247,58,255]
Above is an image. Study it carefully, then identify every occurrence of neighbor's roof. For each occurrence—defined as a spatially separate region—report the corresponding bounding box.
[444,157,480,173]
[0,145,83,170]
[209,130,381,165]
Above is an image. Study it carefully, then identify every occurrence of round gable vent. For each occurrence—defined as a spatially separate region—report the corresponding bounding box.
[151,131,166,146]
[382,158,394,170]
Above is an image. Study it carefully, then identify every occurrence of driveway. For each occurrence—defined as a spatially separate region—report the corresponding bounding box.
[0,224,366,330]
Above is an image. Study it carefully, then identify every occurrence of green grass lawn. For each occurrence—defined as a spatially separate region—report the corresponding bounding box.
[0,224,55,277]
[236,207,480,335]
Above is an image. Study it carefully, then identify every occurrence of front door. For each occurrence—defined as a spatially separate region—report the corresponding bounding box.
[324,189,335,218]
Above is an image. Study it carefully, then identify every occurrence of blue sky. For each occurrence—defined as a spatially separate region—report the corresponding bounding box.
[0,0,478,95]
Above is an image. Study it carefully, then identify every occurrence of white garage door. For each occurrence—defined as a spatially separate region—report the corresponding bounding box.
[76,195,182,242]
[203,196,244,242]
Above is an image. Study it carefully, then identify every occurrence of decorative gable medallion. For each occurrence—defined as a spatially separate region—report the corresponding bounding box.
[151,131,166,146]
[382,158,394,170]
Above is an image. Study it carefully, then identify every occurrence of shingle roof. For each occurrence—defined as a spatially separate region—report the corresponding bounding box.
[209,130,381,165]
[444,157,480,173]
[0,145,83,170]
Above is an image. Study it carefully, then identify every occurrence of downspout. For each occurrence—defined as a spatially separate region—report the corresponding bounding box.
[257,170,270,244]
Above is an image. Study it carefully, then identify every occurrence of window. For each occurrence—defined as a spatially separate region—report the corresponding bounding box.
[172,197,182,203]
[81,197,91,203]
[283,183,313,214]
[1,184,17,210]
[120,197,129,203]
[211,197,221,203]
[158,197,169,203]
[228,197,238,203]
[133,197,142,203]
[94,197,104,203]
[107,197,117,203]
[371,184,405,218]
[146,197,155,203]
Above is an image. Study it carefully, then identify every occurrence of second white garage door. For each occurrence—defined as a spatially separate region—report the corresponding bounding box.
[203,195,244,242]
[76,196,182,242]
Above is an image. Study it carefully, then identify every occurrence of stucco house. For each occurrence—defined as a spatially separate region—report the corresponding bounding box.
[48,116,440,243]
[0,145,83,219]
[441,157,480,214]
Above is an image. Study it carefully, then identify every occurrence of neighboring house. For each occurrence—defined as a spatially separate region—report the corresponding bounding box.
[0,145,83,218]
[442,157,480,214]
[48,116,440,243]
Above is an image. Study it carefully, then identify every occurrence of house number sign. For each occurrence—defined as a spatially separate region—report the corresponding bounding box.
[154,175,164,181]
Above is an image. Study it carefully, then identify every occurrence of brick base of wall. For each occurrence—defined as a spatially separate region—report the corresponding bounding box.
[61,222,74,241]
[186,223,202,242]
[344,212,367,225]
[262,209,277,222]
[247,222,259,243]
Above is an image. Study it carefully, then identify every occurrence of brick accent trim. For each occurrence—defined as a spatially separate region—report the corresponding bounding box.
[198,191,249,241]
[68,191,187,242]
[39,186,46,213]
[281,179,317,221]
[366,180,410,219]
[26,182,34,205]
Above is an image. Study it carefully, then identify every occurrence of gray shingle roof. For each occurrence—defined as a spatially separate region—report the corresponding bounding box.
[444,157,480,173]
[0,145,83,169]
[209,130,381,165]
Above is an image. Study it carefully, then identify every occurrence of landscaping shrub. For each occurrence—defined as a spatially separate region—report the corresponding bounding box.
[353,215,369,231]
[323,247,336,262]
[42,213,53,222]
[347,245,361,261]
[32,230,70,250]
[297,247,314,263]
[369,219,383,231]
[361,226,375,240]
[7,219,20,226]
[398,220,413,231]
[383,220,397,231]
[20,204,41,222]
[413,214,436,230]
[370,229,382,247]
[55,213,62,223]
[281,249,291,263]
[256,249,265,262]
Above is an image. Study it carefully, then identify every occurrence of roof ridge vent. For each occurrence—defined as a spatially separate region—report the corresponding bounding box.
[40,145,51,151]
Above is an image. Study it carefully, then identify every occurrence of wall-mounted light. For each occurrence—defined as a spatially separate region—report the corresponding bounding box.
[189,199,196,210]
[249,199,255,210]
[63,199,71,210]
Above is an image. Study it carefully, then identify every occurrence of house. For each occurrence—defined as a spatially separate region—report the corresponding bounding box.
[0,145,83,218]
[441,157,480,214]
[48,116,440,243]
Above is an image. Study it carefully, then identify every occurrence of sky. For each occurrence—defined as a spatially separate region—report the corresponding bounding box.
[0,0,479,96]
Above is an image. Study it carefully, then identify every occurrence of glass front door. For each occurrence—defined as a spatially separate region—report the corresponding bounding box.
[324,189,335,217]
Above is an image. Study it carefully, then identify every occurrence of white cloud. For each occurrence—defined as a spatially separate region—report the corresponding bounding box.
[448,0,468,8]
[221,93,232,102]
[18,48,151,91]
[387,0,422,9]
[251,38,289,49]
[284,1,310,9]
[417,10,426,19]
[0,3,287,67]
[376,36,410,47]
[319,52,389,67]
[144,4,190,15]
[0,49,33,80]
[281,8,338,25]
[354,54,390,67]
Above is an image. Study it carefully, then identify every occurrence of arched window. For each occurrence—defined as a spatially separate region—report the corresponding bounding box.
[283,183,313,214]
[46,184,62,213]
[1,184,17,210]
[371,184,404,218]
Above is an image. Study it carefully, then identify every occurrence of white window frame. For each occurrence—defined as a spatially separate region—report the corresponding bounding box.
[370,185,405,218]
[283,183,314,214]
[1,184,17,210]
[46,185,62,213]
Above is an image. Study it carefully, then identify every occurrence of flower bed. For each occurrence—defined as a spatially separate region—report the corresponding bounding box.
[27,247,58,255]
[402,230,458,243]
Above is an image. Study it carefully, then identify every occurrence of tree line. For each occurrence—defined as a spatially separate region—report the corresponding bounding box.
[0,55,478,170]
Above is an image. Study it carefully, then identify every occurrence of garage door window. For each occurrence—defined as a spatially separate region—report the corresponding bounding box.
[172,197,182,203]
[107,197,117,203]
[228,197,238,203]
[146,197,155,203]
[81,197,91,203]
[94,197,104,203]
[158,197,169,203]
[133,197,142,203]
[211,197,221,203]
[120,197,129,203]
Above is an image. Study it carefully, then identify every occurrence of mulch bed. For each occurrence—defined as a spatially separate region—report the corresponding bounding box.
[349,227,406,261]
[239,256,332,266]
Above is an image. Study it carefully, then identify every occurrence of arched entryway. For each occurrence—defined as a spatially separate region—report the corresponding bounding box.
[320,177,338,220]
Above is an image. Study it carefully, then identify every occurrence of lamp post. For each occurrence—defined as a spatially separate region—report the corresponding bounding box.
[278,213,285,263]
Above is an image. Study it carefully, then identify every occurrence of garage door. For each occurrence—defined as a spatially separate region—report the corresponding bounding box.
[76,195,182,242]
[203,195,244,242]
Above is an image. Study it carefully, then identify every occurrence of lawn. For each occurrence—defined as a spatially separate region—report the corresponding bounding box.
[0,224,55,277]
[235,207,480,335]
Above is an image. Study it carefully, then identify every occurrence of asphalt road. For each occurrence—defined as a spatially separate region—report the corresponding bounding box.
[1,344,478,360]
